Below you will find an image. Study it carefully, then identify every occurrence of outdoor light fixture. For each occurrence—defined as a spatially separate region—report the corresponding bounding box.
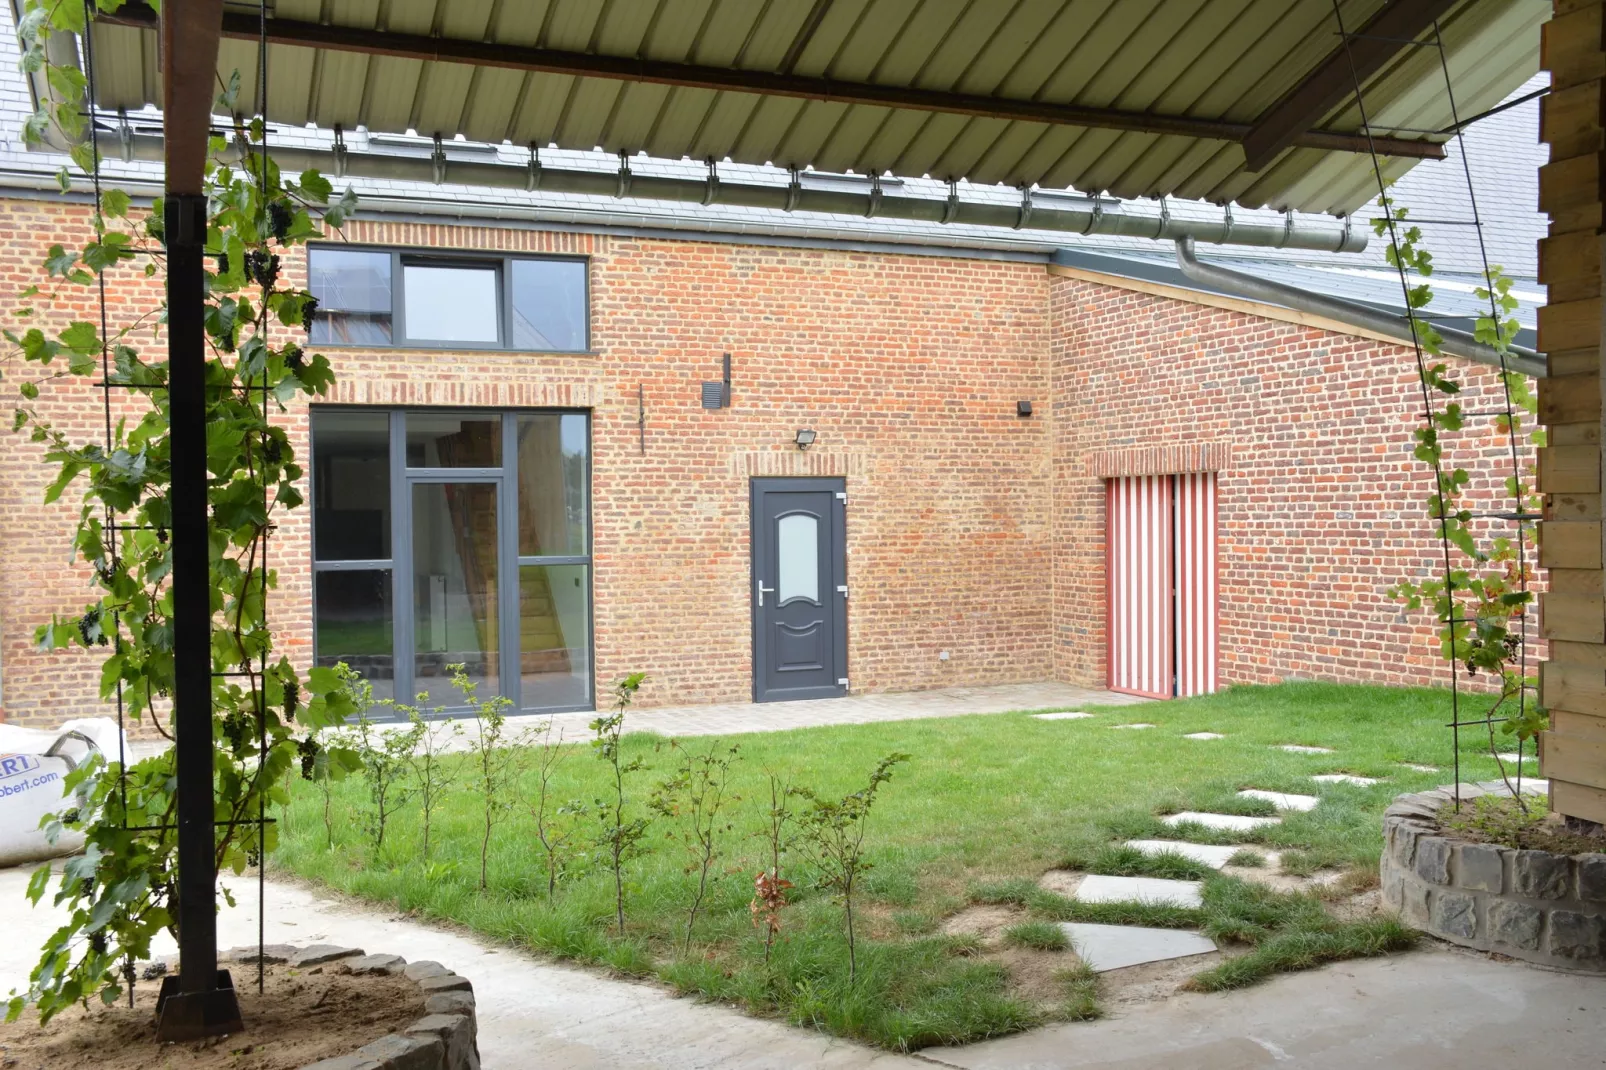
[794,428,817,451]
[1017,400,1033,417]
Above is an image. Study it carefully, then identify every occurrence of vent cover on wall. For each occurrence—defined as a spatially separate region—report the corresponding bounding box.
[701,352,732,409]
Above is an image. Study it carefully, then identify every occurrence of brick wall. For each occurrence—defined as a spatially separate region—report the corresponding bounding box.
[1049,273,1542,691]
[0,203,1054,727]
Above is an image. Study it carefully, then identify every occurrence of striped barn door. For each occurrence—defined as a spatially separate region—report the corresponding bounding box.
[1106,473,1218,698]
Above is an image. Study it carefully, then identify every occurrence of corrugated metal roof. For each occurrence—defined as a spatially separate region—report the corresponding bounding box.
[78,0,1545,216]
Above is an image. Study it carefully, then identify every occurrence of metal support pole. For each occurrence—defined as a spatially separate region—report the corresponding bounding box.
[156,192,242,1041]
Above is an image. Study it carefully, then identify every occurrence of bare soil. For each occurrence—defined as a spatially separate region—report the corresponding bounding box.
[0,962,424,1070]
[1438,795,1606,855]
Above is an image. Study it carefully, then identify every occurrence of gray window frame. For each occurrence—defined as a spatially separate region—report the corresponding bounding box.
[310,406,595,717]
[307,244,592,354]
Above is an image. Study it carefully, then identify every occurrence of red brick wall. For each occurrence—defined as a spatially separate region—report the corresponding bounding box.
[1049,274,1542,692]
[0,203,1054,727]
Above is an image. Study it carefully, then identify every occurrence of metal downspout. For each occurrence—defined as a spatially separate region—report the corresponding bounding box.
[1173,238,1546,378]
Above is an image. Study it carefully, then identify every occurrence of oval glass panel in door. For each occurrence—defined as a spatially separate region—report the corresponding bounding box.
[776,512,819,604]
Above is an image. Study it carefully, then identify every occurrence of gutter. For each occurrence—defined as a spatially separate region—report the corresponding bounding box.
[93,128,1367,254]
[1174,238,1546,378]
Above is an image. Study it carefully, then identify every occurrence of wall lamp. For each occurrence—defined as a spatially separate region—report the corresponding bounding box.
[794,428,817,451]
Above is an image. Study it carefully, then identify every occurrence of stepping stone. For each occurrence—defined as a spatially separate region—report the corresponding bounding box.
[1311,774,1381,786]
[1124,840,1239,869]
[1238,789,1319,812]
[1276,744,1334,754]
[1162,811,1281,832]
[1184,732,1224,740]
[1033,712,1094,721]
[1495,753,1535,763]
[1111,723,1156,730]
[1400,764,1438,773]
[1073,874,1203,909]
[1058,922,1216,973]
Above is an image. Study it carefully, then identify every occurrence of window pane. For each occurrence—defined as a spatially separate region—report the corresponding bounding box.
[406,413,501,467]
[510,259,587,351]
[520,564,591,710]
[314,569,394,703]
[309,249,392,345]
[412,482,501,708]
[516,414,588,556]
[777,513,819,604]
[404,264,499,343]
[312,410,391,560]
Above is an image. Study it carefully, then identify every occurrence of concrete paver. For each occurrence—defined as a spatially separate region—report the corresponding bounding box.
[1124,840,1239,869]
[1161,811,1280,832]
[1033,712,1095,721]
[1238,789,1319,812]
[1311,774,1381,786]
[1072,875,1203,909]
[1276,744,1334,754]
[1110,723,1157,730]
[1058,922,1216,973]
[1183,732,1225,740]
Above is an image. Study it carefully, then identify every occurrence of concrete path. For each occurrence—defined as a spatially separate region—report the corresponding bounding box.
[931,949,1606,1069]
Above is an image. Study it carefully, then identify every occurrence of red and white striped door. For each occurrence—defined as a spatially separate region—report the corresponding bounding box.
[1106,473,1217,698]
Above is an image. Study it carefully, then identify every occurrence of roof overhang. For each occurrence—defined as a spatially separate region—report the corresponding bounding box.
[67,0,1546,216]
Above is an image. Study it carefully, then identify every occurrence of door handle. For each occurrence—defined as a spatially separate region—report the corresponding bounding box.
[757,580,775,606]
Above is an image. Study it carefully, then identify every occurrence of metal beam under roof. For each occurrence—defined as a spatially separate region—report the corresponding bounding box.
[74,0,1546,217]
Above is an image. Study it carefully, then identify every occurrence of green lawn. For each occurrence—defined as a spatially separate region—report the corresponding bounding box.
[273,682,1508,1051]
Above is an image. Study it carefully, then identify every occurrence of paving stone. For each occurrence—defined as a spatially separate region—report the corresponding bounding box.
[1183,732,1224,740]
[1072,874,1204,909]
[1276,744,1334,754]
[1513,850,1571,899]
[1488,900,1542,950]
[1160,811,1281,832]
[301,1057,382,1070]
[1495,753,1536,764]
[290,944,364,968]
[1311,774,1381,786]
[407,1013,480,1070]
[346,953,407,975]
[1111,723,1156,730]
[404,960,451,981]
[1430,890,1477,939]
[1455,843,1504,893]
[1401,763,1439,773]
[1237,789,1320,812]
[1578,854,1606,902]
[1472,778,1548,797]
[359,1032,445,1070]
[1548,911,1606,963]
[417,973,473,994]
[1123,840,1239,869]
[1414,837,1450,885]
[1032,712,1094,721]
[225,943,296,964]
[1058,922,1216,973]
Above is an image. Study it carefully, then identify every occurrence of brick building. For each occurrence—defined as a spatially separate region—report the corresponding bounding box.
[0,146,1542,726]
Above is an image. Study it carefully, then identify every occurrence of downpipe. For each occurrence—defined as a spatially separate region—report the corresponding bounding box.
[1174,238,1546,378]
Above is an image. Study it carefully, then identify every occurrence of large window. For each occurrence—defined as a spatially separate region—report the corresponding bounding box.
[311,408,592,715]
[308,247,589,352]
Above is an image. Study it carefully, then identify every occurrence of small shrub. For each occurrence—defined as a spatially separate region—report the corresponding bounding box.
[751,772,797,963]
[350,683,424,858]
[528,718,587,897]
[1003,921,1068,951]
[591,672,651,931]
[398,699,462,861]
[456,666,522,892]
[650,739,742,950]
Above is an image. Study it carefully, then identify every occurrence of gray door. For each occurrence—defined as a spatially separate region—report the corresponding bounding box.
[751,478,847,703]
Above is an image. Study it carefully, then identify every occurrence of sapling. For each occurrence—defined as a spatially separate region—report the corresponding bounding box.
[400,698,463,862]
[795,752,910,982]
[455,666,523,891]
[591,672,651,932]
[528,718,587,897]
[751,771,796,964]
[352,701,424,857]
[650,740,741,950]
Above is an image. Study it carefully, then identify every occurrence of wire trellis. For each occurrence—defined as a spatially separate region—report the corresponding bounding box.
[1331,1,1537,809]
[79,0,279,1001]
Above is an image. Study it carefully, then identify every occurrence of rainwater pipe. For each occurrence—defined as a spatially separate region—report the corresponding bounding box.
[1174,237,1546,378]
[98,127,1367,254]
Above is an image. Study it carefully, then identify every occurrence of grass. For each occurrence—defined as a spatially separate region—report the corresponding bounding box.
[1002,922,1070,951]
[1226,849,1265,868]
[274,681,1467,1051]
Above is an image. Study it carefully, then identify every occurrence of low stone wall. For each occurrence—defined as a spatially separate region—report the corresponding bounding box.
[1380,786,1606,972]
[223,944,480,1070]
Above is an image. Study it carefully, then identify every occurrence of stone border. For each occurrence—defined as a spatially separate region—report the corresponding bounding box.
[212,944,480,1069]
[1380,785,1606,972]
